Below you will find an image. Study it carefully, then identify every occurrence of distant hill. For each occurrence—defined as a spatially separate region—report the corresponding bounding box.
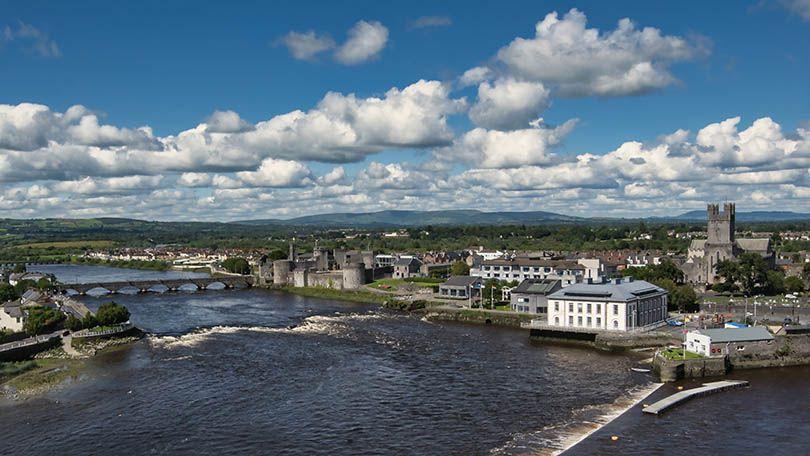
[234,210,583,228]
[671,210,810,222]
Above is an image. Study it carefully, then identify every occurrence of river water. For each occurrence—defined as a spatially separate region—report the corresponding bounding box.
[2,265,808,455]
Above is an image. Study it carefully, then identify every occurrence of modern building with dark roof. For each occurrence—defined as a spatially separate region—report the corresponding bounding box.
[510,279,562,314]
[546,277,668,331]
[471,258,585,286]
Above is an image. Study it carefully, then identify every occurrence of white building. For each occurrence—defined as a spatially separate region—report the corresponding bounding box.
[471,258,584,286]
[546,278,668,331]
[0,304,24,332]
[685,327,774,357]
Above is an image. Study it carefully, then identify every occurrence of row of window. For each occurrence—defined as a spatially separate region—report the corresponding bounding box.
[552,302,620,315]
[553,315,613,328]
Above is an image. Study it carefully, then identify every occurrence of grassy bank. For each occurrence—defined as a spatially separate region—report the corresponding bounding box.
[280,286,391,305]
[0,357,84,397]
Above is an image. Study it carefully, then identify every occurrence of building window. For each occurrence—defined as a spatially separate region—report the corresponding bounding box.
[554,303,559,312]
[613,304,619,315]
[613,320,619,329]
[568,316,573,325]
[568,303,573,313]
[577,316,583,326]
[587,317,592,327]
[587,303,592,313]
[596,317,601,327]
[596,304,601,313]
[555,317,560,325]
[577,303,582,313]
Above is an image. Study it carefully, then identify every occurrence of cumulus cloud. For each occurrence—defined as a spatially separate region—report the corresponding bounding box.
[235,158,312,188]
[469,78,551,130]
[0,80,463,182]
[280,30,336,60]
[2,21,60,58]
[494,9,707,97]
[334,20,388,65]
[459,66,493,87]
[695,117,799,167]
[437,119,576,168]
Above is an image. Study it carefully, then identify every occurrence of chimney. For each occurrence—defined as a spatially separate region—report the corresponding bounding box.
[627,276,634,282]
[614,278,622,285]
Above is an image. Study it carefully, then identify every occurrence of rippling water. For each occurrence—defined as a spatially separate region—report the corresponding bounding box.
[4,266,804,455]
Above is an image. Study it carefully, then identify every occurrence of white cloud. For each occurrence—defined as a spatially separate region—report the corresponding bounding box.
[334,20,388,65]
[204,110,254,133]
[177,172,212,187]
[437,119,576,168]
[280,30,336,60]
[2,21,60,58]
[469,78,551,130]
[696,117,798,167]
[459,66,493,87]
[495,9,707,97]
[235,158,312,187]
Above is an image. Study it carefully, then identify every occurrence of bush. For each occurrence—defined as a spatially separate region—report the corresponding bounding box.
[82,312,98,329]
[24,306,65,335]
[222,257,250,275]
[784,276,805,294]
[95,302,131,326]
[66,314,84,332]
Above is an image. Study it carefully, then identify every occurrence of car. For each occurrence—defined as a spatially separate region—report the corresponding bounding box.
[666,319,684,326]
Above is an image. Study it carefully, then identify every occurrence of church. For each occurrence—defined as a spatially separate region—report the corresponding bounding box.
[681,203,774,285]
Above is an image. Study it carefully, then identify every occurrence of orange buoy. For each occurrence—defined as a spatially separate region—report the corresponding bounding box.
[611,436,619,441]
[677,386,684,390]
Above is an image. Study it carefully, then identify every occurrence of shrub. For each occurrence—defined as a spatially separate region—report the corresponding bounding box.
[66,314,84,332]
[24,306,65,335]
[95,302,131,326]
[82,312,98,329]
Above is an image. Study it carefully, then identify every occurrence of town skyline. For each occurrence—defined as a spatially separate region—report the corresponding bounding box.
[1,0,809,221]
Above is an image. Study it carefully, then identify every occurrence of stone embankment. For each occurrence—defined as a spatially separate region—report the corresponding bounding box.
[420,307,534,328]
[652,333,810,381]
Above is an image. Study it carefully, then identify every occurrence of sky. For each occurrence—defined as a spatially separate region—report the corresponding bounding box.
[0,0,809,221]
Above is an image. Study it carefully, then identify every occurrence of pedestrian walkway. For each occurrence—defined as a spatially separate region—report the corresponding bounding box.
[642,380,749,415]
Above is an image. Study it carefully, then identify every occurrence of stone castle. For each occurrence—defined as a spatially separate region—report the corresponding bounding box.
[681,203,773,285]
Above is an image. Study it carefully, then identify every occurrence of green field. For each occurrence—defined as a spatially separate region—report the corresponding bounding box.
[660,347,703,360]
[17,240,115,249]
[368,278,440,291]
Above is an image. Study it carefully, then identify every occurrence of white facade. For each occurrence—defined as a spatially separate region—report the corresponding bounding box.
[546,279,668,332]
[685,332,712,357]
[471,260,584,285]
[0,307,24,332]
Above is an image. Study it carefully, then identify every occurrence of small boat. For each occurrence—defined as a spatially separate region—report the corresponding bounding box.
[631,367,651,373]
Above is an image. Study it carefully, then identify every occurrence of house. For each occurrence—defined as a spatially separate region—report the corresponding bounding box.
[8,271,49,286]
[374,254,397,268]
[546,278,668,331]
[510,279,562,314]
[438,276,483,301]
[393,257,422,279]
[0,302,24,332]
[685,327,774,357]
[471,258,584,285]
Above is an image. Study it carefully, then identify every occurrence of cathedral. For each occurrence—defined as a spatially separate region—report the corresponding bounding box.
[681,203,774,285]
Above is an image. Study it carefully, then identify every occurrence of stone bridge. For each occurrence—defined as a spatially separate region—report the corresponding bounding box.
[57,276,253,295]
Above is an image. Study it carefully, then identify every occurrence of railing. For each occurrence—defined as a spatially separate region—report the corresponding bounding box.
[72,322,134,339]
[0,332,60,352]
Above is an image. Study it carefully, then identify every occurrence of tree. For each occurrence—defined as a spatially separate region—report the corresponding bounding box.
[82,312,98,329]
[12,263,26,273]
[765,270,785,295]
[785,276,805,294]
[671,285,699,313]
[95,301,131,326]
[66,314,84,332]
[0,283,18,302]
[267,250,287,261]
[803,263,810,282]
[450,261,470,276]
[222,257,250,275]
[24,306,65,335]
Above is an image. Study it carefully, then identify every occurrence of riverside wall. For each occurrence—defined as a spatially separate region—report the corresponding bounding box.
[652,333,810,381]
[421,308,534,328]
[528,328,677,352]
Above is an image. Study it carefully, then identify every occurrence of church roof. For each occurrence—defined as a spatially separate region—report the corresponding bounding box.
[736,238,770,252]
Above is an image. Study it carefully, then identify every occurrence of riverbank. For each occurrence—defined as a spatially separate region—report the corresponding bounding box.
[278,285,392,305]
[0,334,142,400]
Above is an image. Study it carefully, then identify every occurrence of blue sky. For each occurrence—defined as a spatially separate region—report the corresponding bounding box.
[0,0,809,220]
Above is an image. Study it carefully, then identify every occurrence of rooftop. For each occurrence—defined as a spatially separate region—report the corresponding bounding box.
[693,327,774,343]
[548,278,665,302]
[512,279,562,295]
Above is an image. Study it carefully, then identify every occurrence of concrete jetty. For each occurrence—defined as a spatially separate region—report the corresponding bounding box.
[642,380,749,415]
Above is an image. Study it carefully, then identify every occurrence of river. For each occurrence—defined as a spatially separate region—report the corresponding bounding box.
[2,265,807,455]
